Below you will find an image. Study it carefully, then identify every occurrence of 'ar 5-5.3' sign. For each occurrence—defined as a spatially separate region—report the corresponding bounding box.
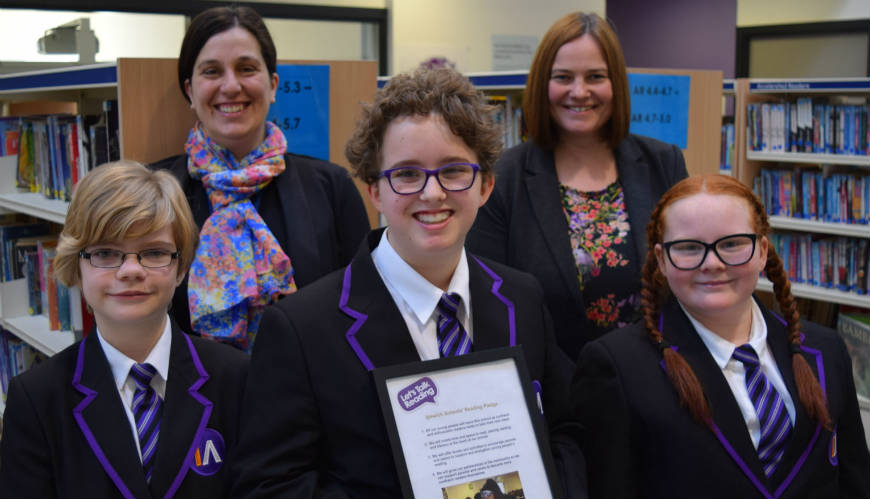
[267,65,330,161]
[628,73,689,149]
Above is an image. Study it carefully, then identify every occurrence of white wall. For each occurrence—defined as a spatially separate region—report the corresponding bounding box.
[737,0,869,26]
[0,9,185,63]
[388,0,605,74]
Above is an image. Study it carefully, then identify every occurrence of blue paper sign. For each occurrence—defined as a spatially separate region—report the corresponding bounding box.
[267,65,330,160]
[628,73,689,149]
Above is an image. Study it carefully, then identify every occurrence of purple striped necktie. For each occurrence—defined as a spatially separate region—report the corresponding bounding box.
[732,344,793,477]
[129,363,163,483]
[436,293,472,357]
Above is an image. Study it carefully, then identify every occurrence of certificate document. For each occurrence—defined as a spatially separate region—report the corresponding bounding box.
[374,347,558,499]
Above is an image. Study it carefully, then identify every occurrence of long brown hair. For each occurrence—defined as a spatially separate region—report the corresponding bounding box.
[641,174,831,429]
[523,12,629,150]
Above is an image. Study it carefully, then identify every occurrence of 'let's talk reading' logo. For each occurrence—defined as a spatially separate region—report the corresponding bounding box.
[397,376,438,411]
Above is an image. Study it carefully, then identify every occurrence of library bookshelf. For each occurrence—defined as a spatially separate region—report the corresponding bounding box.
[732,77,869,309]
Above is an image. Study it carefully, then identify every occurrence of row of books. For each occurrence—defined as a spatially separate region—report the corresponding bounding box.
[0,216,92,334]
[487,95,524,149]
[0,328,46,406]
[746,99,869,155]
[753,168,869,224]
[720,122,735,171]
[14,100,119,201]
[0,117,20,156]
[767,232,868,295]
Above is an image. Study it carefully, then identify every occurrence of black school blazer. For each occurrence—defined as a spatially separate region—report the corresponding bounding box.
[572,298,870,498]
[150,153,370,335]
[0,322,248,498]
[231,229,587,498]
[467,135,688,361]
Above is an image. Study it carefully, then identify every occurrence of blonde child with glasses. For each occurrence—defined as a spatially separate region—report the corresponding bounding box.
[0,161,248,498]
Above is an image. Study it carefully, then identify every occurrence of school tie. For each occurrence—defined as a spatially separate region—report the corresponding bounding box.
[436,293,472,357]
[129,363,163,483]
[732,344,793,477]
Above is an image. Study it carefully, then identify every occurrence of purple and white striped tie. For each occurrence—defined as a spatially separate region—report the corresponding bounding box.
[130,363,163,483]
[732,344,793,477]
[436,293,472,357]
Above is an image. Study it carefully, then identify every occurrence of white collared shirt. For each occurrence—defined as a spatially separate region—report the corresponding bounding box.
[371,228,473,361]
[683,300,796,448]
[97,317,172,462]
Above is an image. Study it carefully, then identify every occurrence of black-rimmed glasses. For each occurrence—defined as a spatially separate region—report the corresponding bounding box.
[80,249,179,269]
[662,233,758,270]
[378,163,480,195]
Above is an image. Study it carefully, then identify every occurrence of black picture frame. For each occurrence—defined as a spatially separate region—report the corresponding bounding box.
[372,346,561,499]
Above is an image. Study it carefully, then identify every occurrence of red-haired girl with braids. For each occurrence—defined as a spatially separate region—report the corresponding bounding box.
[572,174,869,498]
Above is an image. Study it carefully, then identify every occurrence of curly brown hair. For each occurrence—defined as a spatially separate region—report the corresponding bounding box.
[345,67,502,184]
[641,174,830,429]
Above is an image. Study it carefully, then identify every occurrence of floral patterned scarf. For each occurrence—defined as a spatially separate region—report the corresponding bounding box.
[185,121,297,351]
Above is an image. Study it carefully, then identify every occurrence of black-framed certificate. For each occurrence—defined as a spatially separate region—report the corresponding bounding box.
[373,346,560,499]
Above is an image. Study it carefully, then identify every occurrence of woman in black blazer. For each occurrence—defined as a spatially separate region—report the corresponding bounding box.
[572,174,869,498]
[151,5,369,351]
[0,161,248,498]
[467,12,687,360]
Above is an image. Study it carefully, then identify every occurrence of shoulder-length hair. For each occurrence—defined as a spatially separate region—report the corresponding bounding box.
[524,12,630,150]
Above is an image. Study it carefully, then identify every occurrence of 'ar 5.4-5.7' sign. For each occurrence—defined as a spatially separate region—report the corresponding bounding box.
[267,65,330,161]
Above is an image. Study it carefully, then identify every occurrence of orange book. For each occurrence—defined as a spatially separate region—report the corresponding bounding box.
[44,247,59,331]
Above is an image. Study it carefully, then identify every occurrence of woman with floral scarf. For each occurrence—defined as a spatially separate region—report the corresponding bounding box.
[152,5,369,351]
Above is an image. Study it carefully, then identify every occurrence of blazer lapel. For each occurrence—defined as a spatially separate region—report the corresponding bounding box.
[340,230,420,371]
[149,324,213,499]
[72,335,151,499]
[468,255,516,351]
[614,139,653,261]
[660,301,769,484]
[523,146,583,308]
[762,307,824,496]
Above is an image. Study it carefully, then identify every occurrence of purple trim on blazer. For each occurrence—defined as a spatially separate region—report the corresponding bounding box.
[470,256,516,347]
[711,423,774,499]
[339,262,375,371]
[710,317,827,498]
[775,423,822,498]
[71,339,136,499]
[165,334,214,499]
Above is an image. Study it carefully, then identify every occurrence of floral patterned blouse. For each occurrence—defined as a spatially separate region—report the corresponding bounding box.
[560,181,642,339]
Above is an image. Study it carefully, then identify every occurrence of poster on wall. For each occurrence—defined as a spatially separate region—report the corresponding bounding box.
[373,347,559,499]
[267,64,330,161]
[628,73,690,149]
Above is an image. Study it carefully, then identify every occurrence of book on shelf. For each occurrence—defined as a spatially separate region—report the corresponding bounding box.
[0,117,20,157]
[720,122,735,172]
[746,99,869,155]
[838,310,870,402]
[753,167,869,223]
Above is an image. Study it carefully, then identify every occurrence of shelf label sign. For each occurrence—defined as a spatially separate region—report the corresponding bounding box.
[628,73,689,149]
[267,65,330,161]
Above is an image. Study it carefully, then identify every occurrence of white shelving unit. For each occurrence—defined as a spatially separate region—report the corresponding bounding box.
[756,277,869,309]
[738,77,870,307]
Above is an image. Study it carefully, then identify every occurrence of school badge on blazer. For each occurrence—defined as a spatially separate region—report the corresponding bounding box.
[829,426,839,466]
[189,428,225,476]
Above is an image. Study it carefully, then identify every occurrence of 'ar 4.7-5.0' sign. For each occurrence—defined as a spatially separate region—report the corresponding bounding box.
[267,65,330,161]
[627,73,689,149]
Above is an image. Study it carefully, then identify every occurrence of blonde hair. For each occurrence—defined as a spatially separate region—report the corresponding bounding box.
[54,160,199,287]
